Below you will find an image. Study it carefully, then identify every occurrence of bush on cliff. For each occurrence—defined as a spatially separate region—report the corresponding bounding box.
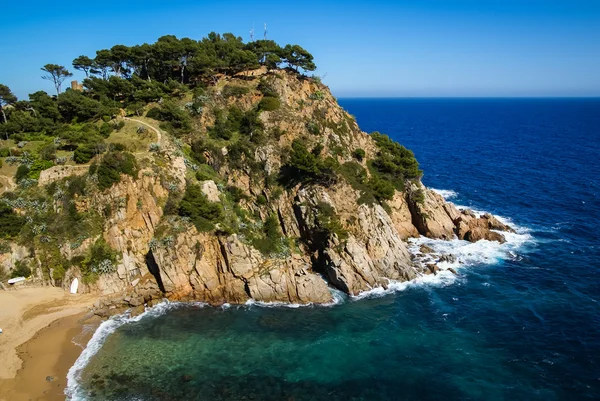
[258,96,280,112]
[370,132,421,191]
[96,151,138,190]
[279,140,338,187]
[251,214,284,255]
[0,202,24,239]
[179,184,223,232]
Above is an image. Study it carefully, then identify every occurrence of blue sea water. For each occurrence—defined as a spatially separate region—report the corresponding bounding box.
[67,98,600,401]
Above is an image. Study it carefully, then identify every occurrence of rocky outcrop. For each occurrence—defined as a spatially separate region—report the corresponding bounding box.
[406,182,513,243]
[150,230,332,304]
[200,180,220,202]
[294,186,416,295]
[0,69,515,309]
[455,211,515,243]
[38,165,88,186]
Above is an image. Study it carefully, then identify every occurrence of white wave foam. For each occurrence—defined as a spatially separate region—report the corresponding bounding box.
[352,200,533,300]
[351,271,460,300]
[244,287,346,309]
[430,188,458,199]
[65,300,199,401]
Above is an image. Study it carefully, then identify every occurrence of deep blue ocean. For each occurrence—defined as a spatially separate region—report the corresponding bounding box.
[67,98,600,401]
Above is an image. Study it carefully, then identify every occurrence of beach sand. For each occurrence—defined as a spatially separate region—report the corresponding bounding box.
[0,287,98,400]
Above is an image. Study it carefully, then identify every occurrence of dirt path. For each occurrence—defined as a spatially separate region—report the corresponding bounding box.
[123,117,162,145]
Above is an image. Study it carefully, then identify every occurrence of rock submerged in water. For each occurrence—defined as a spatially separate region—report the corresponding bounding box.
[419,244,434,254]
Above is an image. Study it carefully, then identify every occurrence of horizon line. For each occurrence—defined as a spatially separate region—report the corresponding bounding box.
[335,95,600,99]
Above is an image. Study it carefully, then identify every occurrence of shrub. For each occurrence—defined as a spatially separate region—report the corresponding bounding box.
[257,79,278,97]
[309,91,325,100]
[315,202,348,242]
[222,85,249,98]
[111,142,127,151]
[39,143,57,161]
[279,139,338,187]
[81,238,118,283]
[367,177,396,201]
[0,148,10,157]
[146,101,191,136]
[306,121,320,135]
[352,148,366,161]
[226,186,248,203]
[179,184,223,232]
[74,144,99,164]
[146,107,161,120]
[251,214,283,255]
[258,96,280,111]
[11,260,31,278]
[99,122,114,137]
[114,121,126,131]
[370,132,421,190]
[15,165,30,182]
[97,151,138,190]
[0,202,24,239]
[28,159,54,179]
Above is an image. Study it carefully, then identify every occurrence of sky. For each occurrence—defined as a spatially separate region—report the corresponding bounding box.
[2,0,600,99]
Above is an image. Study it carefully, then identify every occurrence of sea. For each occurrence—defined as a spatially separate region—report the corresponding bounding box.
[66,98,600,401]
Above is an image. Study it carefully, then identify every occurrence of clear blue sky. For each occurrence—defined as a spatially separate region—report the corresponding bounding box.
[2,0,599,99]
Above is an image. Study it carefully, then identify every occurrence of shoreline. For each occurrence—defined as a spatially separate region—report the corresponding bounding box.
[0,287,97,401]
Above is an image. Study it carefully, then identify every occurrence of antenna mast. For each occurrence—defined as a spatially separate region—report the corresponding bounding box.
[250,22,254,42]
[264,23,268,40]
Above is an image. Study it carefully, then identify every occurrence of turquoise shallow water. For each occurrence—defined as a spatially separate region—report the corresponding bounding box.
[67,99,600,400]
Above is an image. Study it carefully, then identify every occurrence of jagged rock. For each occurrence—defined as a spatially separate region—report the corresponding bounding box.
[447,268,458,275]
[129,305,145,317]
[295,186,416,295]
[420,244,434,254]
[438,254,457,263]
[388,192,419,239]
[426,264,439,275]
[200,180,220,202]
[128,296,144,307]
[406,183,457,239]
[454,210,512,243]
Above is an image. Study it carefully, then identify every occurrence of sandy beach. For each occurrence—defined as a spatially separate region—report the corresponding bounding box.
[0,287,98,401]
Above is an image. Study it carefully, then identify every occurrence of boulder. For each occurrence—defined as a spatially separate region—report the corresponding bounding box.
[420,244,434,254]
[200,180,220,202]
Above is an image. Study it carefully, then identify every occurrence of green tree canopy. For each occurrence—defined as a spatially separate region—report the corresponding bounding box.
[72,55,95,78]
[41,64,73,96]
[0,84,17,124]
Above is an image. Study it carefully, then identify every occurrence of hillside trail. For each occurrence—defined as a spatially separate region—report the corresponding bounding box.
[123,117,163,145]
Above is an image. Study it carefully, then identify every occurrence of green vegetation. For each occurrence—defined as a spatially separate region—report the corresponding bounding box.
[0,28,428,290]
[80,238,119,283]
[315,202,348,242]
[369,132,421,192]
[0,202,24,239]
[279,140,338,187]
[11,260,32,278]
[251,214,284,255]
[258,96,280,111]
[222,85,250,98]
[178,183,223,232]
[95,151,138,190]
[352,148,365,161]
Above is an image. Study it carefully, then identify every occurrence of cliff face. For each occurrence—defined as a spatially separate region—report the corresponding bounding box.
[0,70,512,307]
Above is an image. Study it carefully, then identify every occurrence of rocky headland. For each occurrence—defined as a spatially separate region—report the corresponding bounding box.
[0,69,513,316]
